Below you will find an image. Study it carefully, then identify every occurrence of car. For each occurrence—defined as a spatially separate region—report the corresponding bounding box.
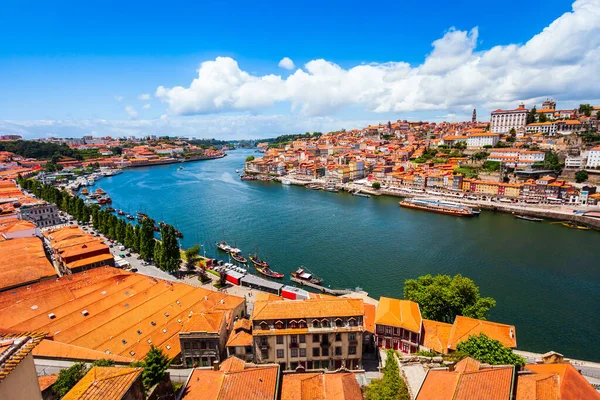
[109,244,114,248]
[119,253,125,258]
[125,252,131,257]
[130,268,138,273]
[141,261,149,266]
[119,245,125,251]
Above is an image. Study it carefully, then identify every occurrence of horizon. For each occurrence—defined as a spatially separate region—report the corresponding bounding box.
[1,0,599,139]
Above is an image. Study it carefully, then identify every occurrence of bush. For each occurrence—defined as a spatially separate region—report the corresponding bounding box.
[53,362,89,398]
[456,334,525,367]
[245,155,255,162]
[575,170,588,183]
[372,181,381,189]
[364,350,410,400]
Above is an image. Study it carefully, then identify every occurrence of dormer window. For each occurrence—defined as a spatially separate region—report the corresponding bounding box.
[312,320,320,328]
[335,318,343,327]
[260,321,269,330]
[349,317,357,327]
[299,320,307,328]
[321,319,329,328]
[275,320,284,329]
[289,320,298,329]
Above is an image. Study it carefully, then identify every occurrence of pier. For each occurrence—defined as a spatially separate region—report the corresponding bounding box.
[290,276,354,295]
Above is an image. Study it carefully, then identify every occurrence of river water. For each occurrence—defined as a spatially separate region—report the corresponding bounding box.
[97,149,600,361]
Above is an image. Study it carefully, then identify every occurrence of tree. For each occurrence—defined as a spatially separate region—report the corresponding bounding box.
[538,112,548,123]
[575,170,589,183]
[185,245,201,272]
[403,274,496,323]
[364,350,410,400]
[153,241,163,268]
[579,104,592,117]
[527,106,537,124]
[245,155,255,162]
[139,218,155,260]
[160,225,181,273]
[124,223,136,249]
[52,362,89,398]
[542,150,563,173]
[91,359,115,367]
[141,346,171,392]
[372,181,381,190]
[456,334,525,366]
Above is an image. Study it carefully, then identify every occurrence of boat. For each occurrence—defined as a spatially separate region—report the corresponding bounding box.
[324,184,338,193]
[178,166,183,170]
[153,225,160,232]
[95,188,106,195]
[235,169,240,173]
[514,214,543,222]
[98,197,109,205]
[240,175,257,181]
[126,214,135,220]
[352,191,371,198]
[81,188,88,195]
[256,266,284,279]
[561,222,590,230]
[399,198,476,217]
[175,230,183,238]
[106,207,116,212]
[282,179,292,185]
[291,267,323,285]
[118,210,125,216]
[306,184,321,190]
[216,241,231,252]
[249,253,269,268]
[230,250,247,264]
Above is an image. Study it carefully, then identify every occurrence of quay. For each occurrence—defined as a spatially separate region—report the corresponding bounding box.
[290,276,354,295]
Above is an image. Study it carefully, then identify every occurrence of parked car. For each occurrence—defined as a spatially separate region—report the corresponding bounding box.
[131,268,138,273]
[119,245,125,251]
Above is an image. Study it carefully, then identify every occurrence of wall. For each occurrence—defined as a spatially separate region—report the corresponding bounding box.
[0,353,43,400]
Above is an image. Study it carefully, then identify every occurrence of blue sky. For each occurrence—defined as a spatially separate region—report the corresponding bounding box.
[1,0,598,138]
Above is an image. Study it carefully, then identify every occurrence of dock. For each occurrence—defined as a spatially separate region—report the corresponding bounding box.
[290,277,353,295]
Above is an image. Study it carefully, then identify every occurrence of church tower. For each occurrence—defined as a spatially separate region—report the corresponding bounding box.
[472,108,477,123]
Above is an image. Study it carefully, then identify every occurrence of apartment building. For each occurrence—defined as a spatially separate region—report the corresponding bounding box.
[251,295,365,371]
[179,311,229,367]
[490,103,528,134]
[587,146,600,168]
[18,202,60,228]
[466,133,499,148]
[374,297,423,354]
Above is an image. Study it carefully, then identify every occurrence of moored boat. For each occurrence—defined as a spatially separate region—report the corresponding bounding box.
[126,214,135,220]
[256,266,284,279]
[95,188,106,195]
[118,210,125,215]
[291,267,323,285]
[175,230,183,238]
[561,222,590,230]
[514,214,543,222]
[249,253,269,268]
[399,198,476,217]
[240,175,257,181]
[216,241,231,252]
[81,187,88,195]
[230,250,247,264]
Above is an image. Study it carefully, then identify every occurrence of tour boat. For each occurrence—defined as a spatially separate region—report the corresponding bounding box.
[561,222,590,230]
[291,267,323,285]
[256,266,284,279]
[230,250,247,264]
[216,241,232,252]
[352,191,371,198]
[514,215,543,222]
[249,253,269,268]
[399,198,476,217]
[282,179,292,185]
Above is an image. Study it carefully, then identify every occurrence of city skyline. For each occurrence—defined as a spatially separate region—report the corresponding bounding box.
[1,0,599,139]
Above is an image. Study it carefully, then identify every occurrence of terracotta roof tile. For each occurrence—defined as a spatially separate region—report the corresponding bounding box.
[251,298,364,321]
[448,316,516,350]
[219,356,246,372]
[417,366,514,400]
[0,331,46,382]
[38,374,58,391]
[62,366,142,400]
[374,297,422,333]
[522,364,600,400]
[226,330,253,347]
[422,319,452,354]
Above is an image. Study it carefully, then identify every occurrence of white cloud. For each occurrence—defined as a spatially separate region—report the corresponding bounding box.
[125,105,138,118]
[156,0,600,117]
[278,57,295,70]
[114,95,124,102]
[143,104,151,109]
[138,93,151,101]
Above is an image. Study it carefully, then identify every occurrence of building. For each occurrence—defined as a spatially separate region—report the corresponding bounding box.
[226,318,254,362]
[179,311,229,367]
[525,122,556,136]
[0,237,56,292]
[251,294,365,371]
[565,152,587,169]
[63,366,144,400]
[181,358,280,400]
[281,371,364,400]
[587,146,600,168]
[466,133,499,148]
[374,297,422,354]
[0,331,46,400]
[0,267,245,362]
[18,202,61,228]
[517,362,600,400]
[416,357,514,400]
[490,103,528,134]
[0,217,37,239]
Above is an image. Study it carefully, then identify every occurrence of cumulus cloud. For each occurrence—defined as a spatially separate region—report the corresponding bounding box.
[138,93,151,100]
[125,105,138,118]
[156,0,600,117]
[278,57,295,70]
[143,104,151,109]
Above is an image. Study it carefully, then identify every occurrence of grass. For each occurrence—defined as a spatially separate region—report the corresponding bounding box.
[213,283,227,289]
[207,269,220,277]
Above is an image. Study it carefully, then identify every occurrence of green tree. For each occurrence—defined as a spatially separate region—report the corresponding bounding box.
[482,161,501,172]
[364,350,410,400]
[542,150,563,173]
[403,274,496,323]
[579,104,592,117]
[538,112,548,123]
[160,225,181,273]
[91,359,115,367]
[139,218,155,260]
[184,245,201,273]
[153,241,163,268]
[124,224,136,249]
[575,170,589,183]
[52,362,89,398]
[456,334,525,366]
[372,181,381,190]
[526,106,537,124]
[141,346,171,392]
[245,155,255,162]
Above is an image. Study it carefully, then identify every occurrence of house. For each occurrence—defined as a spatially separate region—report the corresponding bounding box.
[281,371,364,400]
[374,297,422,354]
[179,311,229,367]
[62,367,144,400]
[490,104,528,134]
[0,331,46,400]
[226,318,254,362]
[587,146,600,168]
[517,362,600,399]
[466,133,500,148]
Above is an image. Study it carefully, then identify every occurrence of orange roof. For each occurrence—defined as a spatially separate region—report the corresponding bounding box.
[33,339,134,363]
[454,357,481,373]
[0,217,36,234]
[226,330,253,347]
[38,374,58,391]
[183,365,279,400]
[62,366,142,400]
[422,319,452,354]
[363,303,376,333]
[417,365,514,400]
[0,331,46,382]
[219,356,246,372]
[374,297,422,333]
[519,364,600,400]
[281,372,363,400]
[181,312,225,334]
[233,318,252,332]
[251,297,364,321]
[0,237,56,291]
[66,253,114,270]
[448,316,516,350]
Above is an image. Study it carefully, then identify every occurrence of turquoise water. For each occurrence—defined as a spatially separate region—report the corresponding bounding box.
[97,149,600,361]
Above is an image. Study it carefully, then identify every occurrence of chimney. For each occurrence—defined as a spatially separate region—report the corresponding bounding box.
[213,360,219,371]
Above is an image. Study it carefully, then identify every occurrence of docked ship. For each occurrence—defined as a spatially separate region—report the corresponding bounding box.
[216,241,231,252]
[399,198,479,217]
[230,249,247,264]
[249,253,269,268]
[291,267,323,285]
[95,188,106,195]
[118,210,125,215]
[256,266,284,279]
[81,187,88,195]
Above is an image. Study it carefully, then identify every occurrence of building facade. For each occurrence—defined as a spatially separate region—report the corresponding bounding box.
[490,104,528,134]
[374,297,423,354]
[587,146,600,168]
[18,202,60,228]
[179,312,228,367]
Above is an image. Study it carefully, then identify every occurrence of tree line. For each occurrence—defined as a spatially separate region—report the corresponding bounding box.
[17,176,181,273]
[0,140,83,160]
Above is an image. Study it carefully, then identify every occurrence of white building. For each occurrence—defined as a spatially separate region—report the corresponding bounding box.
[490,103,528,134]
[565,152,587,169]
[586,146,600,168]
[466,133,499,148]
[526,122,556,136]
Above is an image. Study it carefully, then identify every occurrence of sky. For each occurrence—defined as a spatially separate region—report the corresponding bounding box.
[1,0,599,139]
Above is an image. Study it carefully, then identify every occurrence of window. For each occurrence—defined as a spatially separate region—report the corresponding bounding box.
[349,333,356,342]
[276,336,284,345]
[291,335,297,344]
[335,347,342,356]
[192,342,198,349]
[335,333,341,342]
[313,334,320,343]
[312,361,320,369]
[261,350,268,359]
[289,320,297,329]
[260,337,268,346]
[376,325,384,334]
[275,320,284,329]
[299,320,307,328]
[313,320,320,328]
[200,341,207,349]
[349,346,356,355]
[299,334,305,343]
[322,347,329,356]
[335,319,343,327]
[312,348,320,357]
[291,348,298,357]
[291,362,298,371]
[184,342,190,349]
[299,348,306,357]
[277,349,284,359]
[393,327,399,336]
[321,319,329,328]
[260,321,269,330]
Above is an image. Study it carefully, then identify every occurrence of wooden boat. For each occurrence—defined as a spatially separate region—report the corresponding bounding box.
[240,175,257,181]
[256,266,284,279]
[561,222,590,230]
[399,199,475,217]
[249,253,269,268]
[230,250,247,264]
[126,214,135,220]
[106,207,116,212]
[291,267,323,285]
[95,188,106,195]
[216,241,231,252]
[514,214,543,222]
[81,188,88,195]
[175,230,183,238]
[118,210,125,215]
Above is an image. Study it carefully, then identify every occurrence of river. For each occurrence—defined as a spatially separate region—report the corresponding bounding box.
[96,149,600,361]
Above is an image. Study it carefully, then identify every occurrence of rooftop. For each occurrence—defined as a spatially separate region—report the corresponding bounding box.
[251,297,364,321]
[281,372,363,400]
[0,237,56,292]
[0,331,46,382]
[374,297,422,333]
[62,366,143,400]
[448,316,516,350]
